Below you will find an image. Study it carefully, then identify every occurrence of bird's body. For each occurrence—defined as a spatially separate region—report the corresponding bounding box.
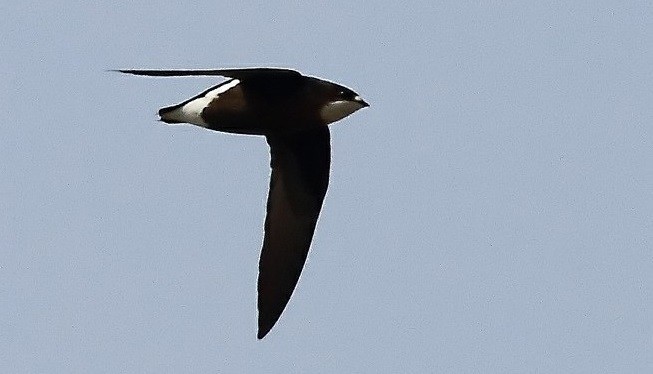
[116,68,368,339]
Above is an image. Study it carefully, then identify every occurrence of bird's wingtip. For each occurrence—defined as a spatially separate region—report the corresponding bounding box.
[257,323,273,339]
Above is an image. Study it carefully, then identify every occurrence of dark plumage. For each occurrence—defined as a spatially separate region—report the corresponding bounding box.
[116,67,368,339]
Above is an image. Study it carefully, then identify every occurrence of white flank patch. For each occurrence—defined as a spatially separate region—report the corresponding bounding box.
[161,79,241,126]
[320,100,365,124]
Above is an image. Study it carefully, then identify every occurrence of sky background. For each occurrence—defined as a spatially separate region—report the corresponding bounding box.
[2,1,652,373]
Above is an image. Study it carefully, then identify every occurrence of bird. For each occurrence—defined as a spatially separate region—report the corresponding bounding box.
[115,67,368,339]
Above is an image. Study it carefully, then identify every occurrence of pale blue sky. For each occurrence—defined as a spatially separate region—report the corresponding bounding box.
[2,1,652,373]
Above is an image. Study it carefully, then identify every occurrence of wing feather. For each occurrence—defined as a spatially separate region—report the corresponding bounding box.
[113,67,301,79]
[257,127,330,339]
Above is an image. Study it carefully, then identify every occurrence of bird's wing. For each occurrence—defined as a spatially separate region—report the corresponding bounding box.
[258,127,331,339]
[113,67,301,79]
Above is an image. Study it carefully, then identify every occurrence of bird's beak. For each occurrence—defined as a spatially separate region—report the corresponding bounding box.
[354,95,369,108]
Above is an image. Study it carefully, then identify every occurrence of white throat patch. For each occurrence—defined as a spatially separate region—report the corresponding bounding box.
[320,100,365,124]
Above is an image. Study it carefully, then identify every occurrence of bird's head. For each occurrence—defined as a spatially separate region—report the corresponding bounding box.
[314,79,369,125]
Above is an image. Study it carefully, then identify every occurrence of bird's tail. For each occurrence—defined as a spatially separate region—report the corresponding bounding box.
[158,104,185,124]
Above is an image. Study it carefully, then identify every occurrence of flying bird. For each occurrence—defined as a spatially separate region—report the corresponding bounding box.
[115,67,368,339]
